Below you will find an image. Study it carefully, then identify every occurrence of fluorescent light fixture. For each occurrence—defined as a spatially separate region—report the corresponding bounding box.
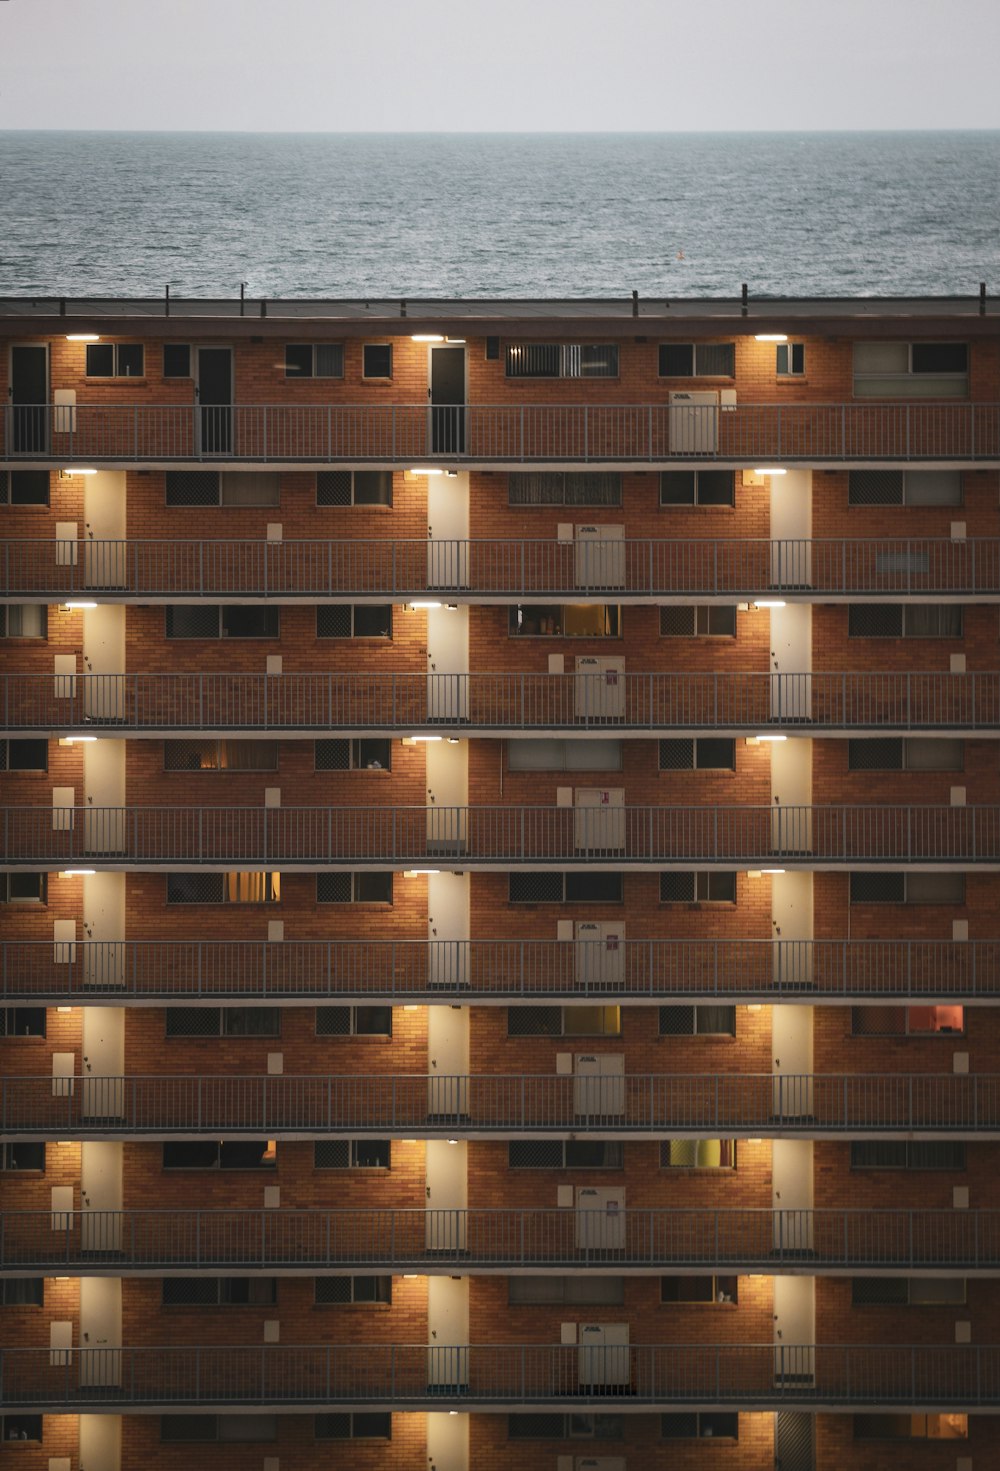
[403,1274,419,1279]
[61,869,95,876]
[64,601,98,610]
[447,1138,459,1145]
[63,467,98,476]
[66,333,100,342]
[761,869,786,875]
[445,337,466,344]
[754,333,787,342]
[754,600,786,609]
[403,1005,420,1011]
[409,869,441,876]
[411,334,445,342]
[410,601,443,610]
[447,737,460,744]
[57,1007,74,1013]
[409,467,444,476]
[62,736,97,745]
[756,734,787,742]
[410,735,443,743]
[753,467,786,476]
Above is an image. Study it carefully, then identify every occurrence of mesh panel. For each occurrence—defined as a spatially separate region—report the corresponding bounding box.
[163,1278,219,1305]
[166,1008,222,1037]
[848,604,904,637]
[316,1007,352,1036]
[660,872,696,902]
[508,1414,567,1439]
[167,873,225,904]
[317,873,352,903]
[659,739,694,770]
[661,1412,701,1439]
[660,605,695,636]
[508,1140,563,1169]
[660,1005,696,1035]
[852,1006,906,1036]
[508,1007,562,1036]
[848,739,904,770]
[848,471,904,505]
[314,1141,351,1169]
[509,871,565,903]
[315,1415,352,1439]
[315,1277,353,1303]
[316,605,352,638]
[852,1277,908,1304]
[166,605,221,638]
[315,739,351,771]
[850,873,906,904]
[164,740,218,771]
[165,472,220,506]
[316,471,353,506]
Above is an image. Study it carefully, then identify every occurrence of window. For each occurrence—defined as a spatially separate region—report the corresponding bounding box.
[660,470,735,507]
[505,343,619,378]
[166,873,280,904]
[660,1005,736,1037]
[316,872,393,904]
[852,1277,965,1306]
[660,871,736,903]
[165,605,280,638]
[659,343,735,377]
[314,1139,391,1169]
[850,1140,965,1170]
[1,605,47,638]
[660,604,736,637]
[86,342,144,378]
[508,472,622,506]
[164,739,278,771]
[1,470,48,506]
[0,1008,47,1038]
[850,872,966,905]
[315,738,392,771]
[508,1413,624,1439]
[162,1277,277,1306]
[285,343,344,378]
[508,1005,622,1036]
[661,1139,736,1168]
[316,1413,392,1440]
[0,739,48,772]
[508,739,622,772]
[0,1415,43,1442]
[852,1004,964,1037]
[661,1275,737,1304]
[848,604,963,638]
[508,871,623,904]
[163,1140,276,1169]
[0,873,47,904]
[315,1276,392,1305]
[659,737,735,771]
[316,1006,392,1037]
[316,604,392,638]
[854,1413,968,1440]
[162,1415,277,1442]
[166,1007,281,1038]
[316,470,392,506]
[662,1412,739,1440]
[509,604,620,638]
[853,342,969,398]
[847,738,963,771]
[508,1277,624,1306]
[162,344,191,378]
[848,470,963,506]
[0,1142,45,1171]
[508,1140,624,1169]
[363,344,392,378]
[166,470,279,507]
[776,343,805,376]
[0,1278,44,1306]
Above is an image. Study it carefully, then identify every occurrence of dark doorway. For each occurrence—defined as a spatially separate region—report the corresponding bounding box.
[430,346,465,455]
[197,347,232,456]
[10,346,49,454]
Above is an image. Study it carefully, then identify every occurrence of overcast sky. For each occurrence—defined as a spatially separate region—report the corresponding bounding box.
[1,0,999,133]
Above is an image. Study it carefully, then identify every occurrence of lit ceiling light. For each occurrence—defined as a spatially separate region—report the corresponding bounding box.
[62,736,97,744]
[755,734,788,742]
[409,467,444,476]
[410,735,443,743]
[445,337,466,345]
[753,467,786,476]
[64,601,98,609]
[63,467,98,476]
[754,334,787,343]
[66,333,100,342]
[761,869,786,875]
[754,600,786,609]
[61,869,96,876]
[408,869,441,876]
[411,334,445,343]
[410,601,443,610]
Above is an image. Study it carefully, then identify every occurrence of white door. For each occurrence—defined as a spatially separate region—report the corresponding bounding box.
[574,1054,625,1118]
[83,604,126,725]
[426,737,468,854]
[669,390,718,453]
[578,1322,630,1387]
[770,730,812,855]
[575,1186,625,1252]
[772,1005,813,1122]
[425,1139,468,1252]
[427,1275,469,1388]
[79,1277,122,1387]
[79,1416,122,1471]
[769,602,813,724]
[82,1005,125,1120]
[575,525,625,589]
[427,468,470,588]
[426,1412,469,1471]
[427,604,469,723]
[84,734,126,854]
[772,872,813,993]
[772,1139,814,1255]
[574,788,625,853]
[84,469,127,589]
[427,1005,470,1120]
[769,467,812,589]
[81,1141,123,1254]
[575,921,625,991]
[428,871,470,989]
[83,871,125,990]
[575,656,625,723]
[773,1277,815,1384]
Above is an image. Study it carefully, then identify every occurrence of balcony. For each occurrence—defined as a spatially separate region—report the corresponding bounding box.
[4,535,998,602]
[6,1071,1000,1139]
[4,671,998,737]
[4,400,1000,465]
[3,803,998,869]
[2,938,996,1006]
[0,1341,995,1413]
[2,1206,998,1275]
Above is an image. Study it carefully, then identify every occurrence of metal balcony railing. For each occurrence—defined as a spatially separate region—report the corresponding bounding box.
[3,803,998,869]
[6,1072,1000,1139]
[4,400,1000,463]
[4,670,998,736]
[4,535,998,601]
[1,1342,997,1412]
[3,1206,999,1275]
[2,938,997,1006]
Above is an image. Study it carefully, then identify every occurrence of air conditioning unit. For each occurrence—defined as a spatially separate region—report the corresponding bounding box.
[669,389,719,453]
[575,523,625,589]
[575,656,625,722]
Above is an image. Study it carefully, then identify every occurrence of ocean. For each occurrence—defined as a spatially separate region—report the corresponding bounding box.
[0,130,997,299]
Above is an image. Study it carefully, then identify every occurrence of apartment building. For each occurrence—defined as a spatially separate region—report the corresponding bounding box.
[1,294,998,1471]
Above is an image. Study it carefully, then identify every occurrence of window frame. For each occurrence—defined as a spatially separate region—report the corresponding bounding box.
[316,604,393,639]
[658,342,736,378]
[162,1140,277,1170]
[314,1139,392,1170]
[1,605,48,639]
[847,469,963,506]
[362,343,393,379]
[661,1411,739,1440]
[316,470,392,506]
[850,1140,966,1171]
[316,872,394,905]
[315,1412,392,1441]
[165,1006,282,1038]
[847,603,963,639]
[660,1139,737,1169]
[852,341,969,398]
[659,1004,737,1037]
[849,872,966,905]
[504,343,619,379]
[315,1005,393,1037]
[0,873,48,904]
[659,604,737,637]
[659,737,736,772]
[164,605,281,639]
[507,1140,624,1170]
[847,737,964,772]
[507,1005,622,1037]
[166,872,281,905]
[508,871,624,904]
[0,470,49,506]
[0,738,49,773]
[85,342,145,379]
[660,871,737,904]
[508,603,621,638]
[284,343,345,379]
[0,1007,48,1039]
[507,472,622,507]
[162,344,192,379]
[163,739,278,772]
[659,470,735,507]
[314,738,392,772]
[776,342,805,377]
[314,1275,392,1306]
[660,1273,738,1304]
